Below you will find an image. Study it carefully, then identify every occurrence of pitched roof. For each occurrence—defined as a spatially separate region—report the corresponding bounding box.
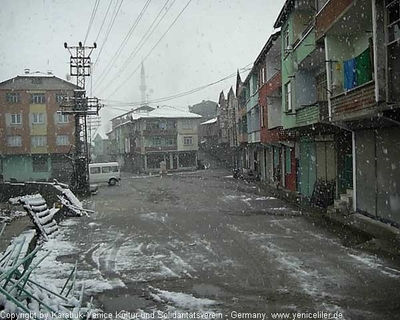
[0,72,79,90]
[130,105,202,120]
[274,0,295,29]
[200,117,217,125]
[254,31,281,66]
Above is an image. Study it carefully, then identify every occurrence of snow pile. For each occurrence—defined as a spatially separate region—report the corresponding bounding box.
[149,287,217,310]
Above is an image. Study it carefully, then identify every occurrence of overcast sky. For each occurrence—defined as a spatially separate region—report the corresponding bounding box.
[0,0,285,135]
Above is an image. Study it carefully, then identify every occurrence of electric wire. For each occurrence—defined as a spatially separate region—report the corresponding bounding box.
[93,0,124,68]
[100,64,252,111]
[104,0,193,100]
[94,0,174,93]
[94,0,114,44]
[84,0,101,45]
[93,0,153,89]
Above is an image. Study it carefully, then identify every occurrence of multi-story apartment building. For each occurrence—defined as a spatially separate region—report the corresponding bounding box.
[316,0,400,224]
[244,68,261,173]
[108,106,201,173]
[253,32,297,190]
[0,70,77,182]
[235,71,248,170]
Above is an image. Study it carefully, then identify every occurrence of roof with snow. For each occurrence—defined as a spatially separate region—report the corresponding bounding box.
[130,106,202,121]
[0,71,79,90]
[200,117,217,125]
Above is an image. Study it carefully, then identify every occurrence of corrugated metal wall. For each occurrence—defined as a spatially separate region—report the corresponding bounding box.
[356,128,400,224]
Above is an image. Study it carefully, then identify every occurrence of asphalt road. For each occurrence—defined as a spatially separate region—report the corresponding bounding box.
[33,161,400,319]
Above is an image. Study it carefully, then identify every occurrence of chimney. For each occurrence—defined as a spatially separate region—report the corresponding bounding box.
[47,70,53,75]
[24,68,30,74]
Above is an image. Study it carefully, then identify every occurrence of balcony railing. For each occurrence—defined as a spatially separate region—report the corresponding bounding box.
[331,81,375,121]
[145,145,178,152]
[142,129,177,135]
[296,102,328,127]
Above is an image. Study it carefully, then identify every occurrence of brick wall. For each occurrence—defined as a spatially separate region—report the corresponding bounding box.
[331,82,376,121]
[0,89,75,155]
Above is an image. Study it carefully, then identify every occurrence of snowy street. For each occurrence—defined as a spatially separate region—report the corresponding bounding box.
[31,164,400,319]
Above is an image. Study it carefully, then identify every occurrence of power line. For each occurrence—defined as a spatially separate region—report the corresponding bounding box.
[84,0,101,45]
[101,64,252,110]
[95,0,174,93]
[104,0,193,100]
[93,0,153,90]
[93,0,124,68]
[94,0,114,44]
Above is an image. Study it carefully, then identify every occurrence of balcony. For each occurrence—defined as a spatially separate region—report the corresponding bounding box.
[296,102,329,127]
[331,81,375,121]
[142,129,177,136]
[145,145,178,152]
[247,131,260,144]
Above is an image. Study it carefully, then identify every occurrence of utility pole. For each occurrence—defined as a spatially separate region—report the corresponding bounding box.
[60,42,102,194]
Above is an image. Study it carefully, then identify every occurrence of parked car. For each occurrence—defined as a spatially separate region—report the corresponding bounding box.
[89,162,121,186]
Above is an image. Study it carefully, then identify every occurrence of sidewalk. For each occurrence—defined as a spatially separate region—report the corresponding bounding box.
[255,180,400,256]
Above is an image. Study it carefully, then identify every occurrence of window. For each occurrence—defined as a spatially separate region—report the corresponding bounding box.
[284,28,290,50]
[56,94,64,103]
[387,0,400,44]
[58,113,69,123]
[151,137,161,146]
[102,166,111,173]
[90,167,101,174]
[11,114,22,125]
[30,93,45,104]
[6,93,20,103]
[182,120,193,130]
[183,136,193,146]
[7,136,22,147]
[31,135,47,147]
[56,135,69,146]
[285,82,292,111]
[32,155,48,172]
[32,113,44,124]
[165,137,175,146]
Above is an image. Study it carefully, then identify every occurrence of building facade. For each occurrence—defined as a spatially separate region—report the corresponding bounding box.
[212,0,400,225]
[0,70,77,183]
[108,106,201,173]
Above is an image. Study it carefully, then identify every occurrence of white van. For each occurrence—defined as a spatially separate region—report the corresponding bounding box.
[89,162,121,186]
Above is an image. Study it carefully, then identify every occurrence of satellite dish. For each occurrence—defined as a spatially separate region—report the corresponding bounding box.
[66,74,71,81]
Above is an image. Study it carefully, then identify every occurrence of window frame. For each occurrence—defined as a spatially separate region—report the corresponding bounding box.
[285,82,292,111]
[7,135,22,147]
[56,135,69,146]
[57,113,69,123]
[31,135,47,148]
[183,136,193,146]
[6,92,20,103]
[32,113,44,124]
[11,113,22,125]
[30,93,45,104]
